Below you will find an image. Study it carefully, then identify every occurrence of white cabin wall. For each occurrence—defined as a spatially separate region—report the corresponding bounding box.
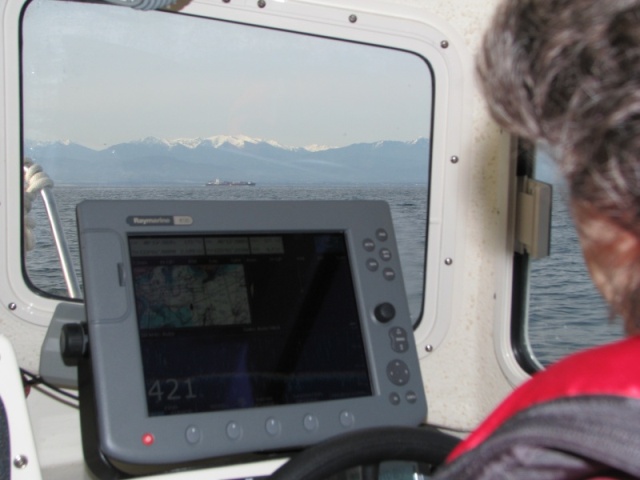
[0,312,47,373]
[383,0,523,430]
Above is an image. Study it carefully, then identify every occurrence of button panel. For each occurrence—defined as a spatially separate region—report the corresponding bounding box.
[359,226,418,408]
[361,228,396,283]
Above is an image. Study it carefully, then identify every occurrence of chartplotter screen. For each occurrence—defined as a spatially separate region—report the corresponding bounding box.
[128,232,372,416]
[76,200,426,469]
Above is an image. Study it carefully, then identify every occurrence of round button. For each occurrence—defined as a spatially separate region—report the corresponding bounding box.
[374,302,396,323]
[363,238,375,252]
[376,228,389,242]
[366,258,379,272]
[185,426,200,445]
[406,391,418,404]
[387,359,411,386]
[383,267,396,281]
[265,418,282,437]
[226,421,243,441]
[303,414,319,432]
[379,248,392,261]
[389,392,401,405]
[339,411,355,428]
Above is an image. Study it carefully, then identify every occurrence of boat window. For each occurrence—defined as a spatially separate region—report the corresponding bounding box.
[516,147,624,368]
[21,0,433,323]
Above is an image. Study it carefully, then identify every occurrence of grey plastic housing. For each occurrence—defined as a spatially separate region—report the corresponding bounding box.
[76,199,426,467]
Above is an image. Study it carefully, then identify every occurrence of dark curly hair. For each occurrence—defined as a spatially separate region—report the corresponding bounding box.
[477,0,640,328]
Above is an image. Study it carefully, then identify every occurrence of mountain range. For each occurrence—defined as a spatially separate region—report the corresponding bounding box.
[24,135,430,186]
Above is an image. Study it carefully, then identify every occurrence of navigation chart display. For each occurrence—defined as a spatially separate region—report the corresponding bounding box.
[128,232,372,416]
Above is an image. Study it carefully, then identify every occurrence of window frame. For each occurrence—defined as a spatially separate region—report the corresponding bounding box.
[4,0,469,373]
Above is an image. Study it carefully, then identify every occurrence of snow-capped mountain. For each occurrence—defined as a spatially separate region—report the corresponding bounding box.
[126,135,333,152]
[23,135,430,185]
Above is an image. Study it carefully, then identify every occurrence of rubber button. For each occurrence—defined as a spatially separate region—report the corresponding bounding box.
[226,421,243,441]
[265,417,282,437]
[389,326,410,352]
[383,267,396,281]
[303,414,319,432]
[185,425,201,445]
[339,411,355,428]
[376,228,389,242]
[366,258,379,272]
[406,391,418,404]
[363,238,375,252]
[379,248,392,261]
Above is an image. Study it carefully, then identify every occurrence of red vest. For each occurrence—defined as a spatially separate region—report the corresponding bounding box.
[448,335,640,461]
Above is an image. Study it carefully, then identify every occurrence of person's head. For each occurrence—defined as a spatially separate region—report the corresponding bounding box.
[477,0,640,333]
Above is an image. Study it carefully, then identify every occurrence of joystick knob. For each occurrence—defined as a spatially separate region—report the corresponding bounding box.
[374,302,396,323]
[60,322,88,363]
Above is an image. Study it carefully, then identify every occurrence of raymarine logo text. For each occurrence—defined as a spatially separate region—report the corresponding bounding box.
[127,216,173,226]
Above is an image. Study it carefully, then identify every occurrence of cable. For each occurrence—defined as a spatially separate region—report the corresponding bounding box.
[20,368,79,402]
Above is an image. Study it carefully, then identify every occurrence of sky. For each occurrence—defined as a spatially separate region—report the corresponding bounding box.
[21,0,433,150]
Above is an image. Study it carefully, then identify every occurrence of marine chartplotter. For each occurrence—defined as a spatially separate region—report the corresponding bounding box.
[74,199,426,476]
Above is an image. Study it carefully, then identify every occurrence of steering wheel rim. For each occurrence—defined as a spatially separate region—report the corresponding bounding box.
[270,426,460,480]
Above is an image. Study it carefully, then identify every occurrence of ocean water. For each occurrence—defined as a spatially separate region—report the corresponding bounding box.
[25,184,428,317]
[25,184,622,366]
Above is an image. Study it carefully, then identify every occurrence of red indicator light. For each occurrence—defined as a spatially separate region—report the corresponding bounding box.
[142,433,155,446]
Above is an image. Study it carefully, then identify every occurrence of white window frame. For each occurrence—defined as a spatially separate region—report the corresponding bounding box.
[3,0,470,366]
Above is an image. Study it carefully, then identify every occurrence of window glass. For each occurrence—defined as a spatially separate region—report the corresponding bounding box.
[526,150,623,366]
[21,0,433,323]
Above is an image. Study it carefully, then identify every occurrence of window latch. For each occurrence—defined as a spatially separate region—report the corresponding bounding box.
[515,176,552,259]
